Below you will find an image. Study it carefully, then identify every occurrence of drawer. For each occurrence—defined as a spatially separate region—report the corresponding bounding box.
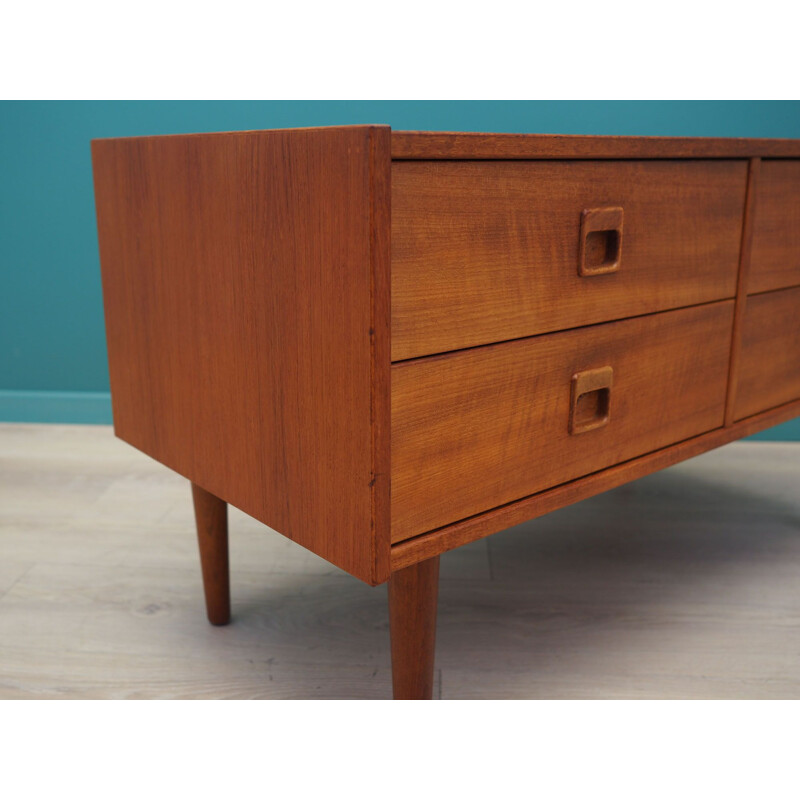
[391,302,734,542]
[734,286,800,420]
[749,160,800,294]
[392,160,746,361]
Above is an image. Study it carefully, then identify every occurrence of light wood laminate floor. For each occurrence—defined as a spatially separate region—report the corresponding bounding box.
[1,423,799,699]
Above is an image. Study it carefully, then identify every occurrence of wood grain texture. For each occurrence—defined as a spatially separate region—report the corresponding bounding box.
[391,132,800,160]
[749,160,800,294]
[391,397,800,571]
[734,287,800,421]
[724,158,761,426]
[92,126,391,585]
[392,160,745,360]
[391,302,734,542]
[191,482,230,626]
[389,556,440,700]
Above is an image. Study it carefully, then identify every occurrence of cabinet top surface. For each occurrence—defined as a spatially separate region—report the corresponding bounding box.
[91,125,800,160]
[390,130,800,159]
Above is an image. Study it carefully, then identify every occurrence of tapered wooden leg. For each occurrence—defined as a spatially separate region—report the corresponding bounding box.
[191,482,230,626]
[389,555,440,700]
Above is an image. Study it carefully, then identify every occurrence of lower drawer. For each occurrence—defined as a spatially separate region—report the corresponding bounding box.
[391,302,734,542]
[734,286,800,420]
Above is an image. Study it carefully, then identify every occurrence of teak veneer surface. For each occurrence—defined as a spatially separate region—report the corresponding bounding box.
[723,158,760,428]
[391,160,746,360]
[391,302,734,542]
[391,132,800,160]
[749,160,800,294]
[734,286,800,421]
[391,398,800,571]
[92,126,391,585]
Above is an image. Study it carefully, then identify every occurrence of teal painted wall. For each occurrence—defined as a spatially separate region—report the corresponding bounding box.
[1,100,800,439]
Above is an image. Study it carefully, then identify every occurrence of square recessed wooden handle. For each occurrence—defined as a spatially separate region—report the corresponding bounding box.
[569,366,613,435]
[579,207,623,276]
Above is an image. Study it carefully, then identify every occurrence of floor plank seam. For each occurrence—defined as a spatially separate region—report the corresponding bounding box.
[0,564,35,603]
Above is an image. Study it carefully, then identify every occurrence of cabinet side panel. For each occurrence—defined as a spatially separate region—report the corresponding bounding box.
[92,127,390,585]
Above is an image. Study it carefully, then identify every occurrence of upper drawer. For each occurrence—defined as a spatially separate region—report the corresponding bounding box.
[392,160,746,360]
[749,160,800,294]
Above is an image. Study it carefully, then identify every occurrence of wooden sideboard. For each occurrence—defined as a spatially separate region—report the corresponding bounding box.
[92,127,800,699]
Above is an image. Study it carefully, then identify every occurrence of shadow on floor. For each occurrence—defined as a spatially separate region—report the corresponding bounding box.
[228,450,800,697]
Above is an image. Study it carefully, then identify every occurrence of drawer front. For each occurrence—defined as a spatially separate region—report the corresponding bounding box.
[734,286,800,420]
[391,302,734,542]
[750,160,800,294]
[392,160,746,361]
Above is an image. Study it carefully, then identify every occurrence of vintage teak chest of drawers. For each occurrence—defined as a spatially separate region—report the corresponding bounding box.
[92,127,800,699]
